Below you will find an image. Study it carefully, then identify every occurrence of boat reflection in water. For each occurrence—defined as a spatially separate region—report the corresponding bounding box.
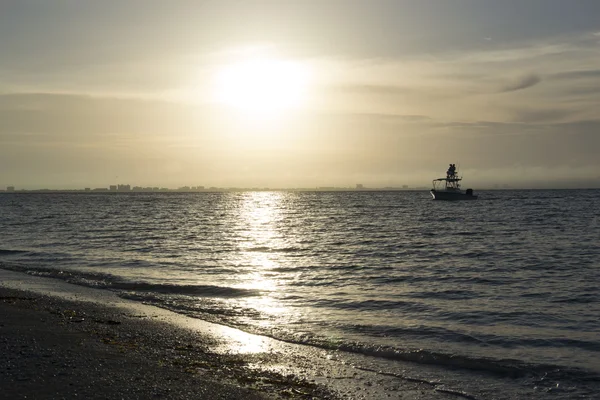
[430,163,478,200]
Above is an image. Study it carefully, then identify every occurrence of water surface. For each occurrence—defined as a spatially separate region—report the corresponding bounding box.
[1,190,599,398]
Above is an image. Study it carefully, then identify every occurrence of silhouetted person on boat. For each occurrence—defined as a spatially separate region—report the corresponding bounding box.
[447,164,456,178]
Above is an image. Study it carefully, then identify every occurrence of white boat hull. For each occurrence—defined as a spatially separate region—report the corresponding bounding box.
[430,190,478,200]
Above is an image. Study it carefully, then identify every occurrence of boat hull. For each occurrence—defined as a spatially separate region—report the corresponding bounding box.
[430,190,478,200]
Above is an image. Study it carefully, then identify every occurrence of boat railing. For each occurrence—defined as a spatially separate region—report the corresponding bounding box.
[435,177,462,181]
[432,177,462,190]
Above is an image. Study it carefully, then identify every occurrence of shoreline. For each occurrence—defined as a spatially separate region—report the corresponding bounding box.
[0,286,330,400]
[0,271,458,400]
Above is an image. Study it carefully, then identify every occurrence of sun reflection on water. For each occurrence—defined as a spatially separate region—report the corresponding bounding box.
[230,192,296,328]
[236,191,285,251]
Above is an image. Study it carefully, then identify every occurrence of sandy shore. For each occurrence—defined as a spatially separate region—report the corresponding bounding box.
[0,270,461,400]
[0,287,333,400]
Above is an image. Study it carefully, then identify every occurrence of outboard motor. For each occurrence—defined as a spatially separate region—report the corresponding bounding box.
[466,188,473,196]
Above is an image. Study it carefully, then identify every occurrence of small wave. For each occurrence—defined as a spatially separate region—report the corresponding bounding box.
[0,264,260,298]
[383,275,510,286]
[551,294,598,304]
[311,298,433,312]
[120,292,263,319]
[0,263,115,287]
[455,231,479,236]
[114,282,260,298]
[244,246,304,253]
[244,246,272,252]
[334,342,600,381]
[0,249,29,256]
[409,289,477,300]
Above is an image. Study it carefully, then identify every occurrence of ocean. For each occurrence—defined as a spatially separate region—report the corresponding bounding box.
[1,190,599,399]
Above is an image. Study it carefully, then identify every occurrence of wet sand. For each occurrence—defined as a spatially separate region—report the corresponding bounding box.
[0,270,460,399]
[0,287,334,399]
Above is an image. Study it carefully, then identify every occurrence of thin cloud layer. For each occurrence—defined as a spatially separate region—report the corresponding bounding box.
[501,74,542,93]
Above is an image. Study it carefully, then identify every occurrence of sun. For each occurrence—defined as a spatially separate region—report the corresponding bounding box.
[213,58,310,115]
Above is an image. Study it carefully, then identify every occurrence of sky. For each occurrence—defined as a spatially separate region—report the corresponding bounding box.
[1,0,599,189]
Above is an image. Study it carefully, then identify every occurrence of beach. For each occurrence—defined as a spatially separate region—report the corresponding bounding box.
[0,287,283,400]
[0,271,459,400]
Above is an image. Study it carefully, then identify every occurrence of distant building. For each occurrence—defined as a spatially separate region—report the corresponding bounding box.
[109,185,117,192]
[117,184,130,192]
[84,188,91,192]
[6,186,15,192]
[356,184,364,190]
[92,188,109,192]
[402,185,408,189]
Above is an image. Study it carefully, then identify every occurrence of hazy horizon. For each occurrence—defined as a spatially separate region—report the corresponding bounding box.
[3,178,600,191]
[2,1,599,190]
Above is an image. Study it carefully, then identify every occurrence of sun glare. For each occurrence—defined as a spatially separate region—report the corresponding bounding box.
[213,58,310,115]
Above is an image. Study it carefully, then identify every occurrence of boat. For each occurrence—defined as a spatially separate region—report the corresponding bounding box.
[430,164,478,200]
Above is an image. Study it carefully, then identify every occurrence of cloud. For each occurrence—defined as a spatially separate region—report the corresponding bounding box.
[313,31,600,123]
[501,74,542,92]
[0,92,207,141]
[340,112,433,122]
[562,86,600,96]
[327,83,409,95]
[551,69,600,80]
[509,108,574,123]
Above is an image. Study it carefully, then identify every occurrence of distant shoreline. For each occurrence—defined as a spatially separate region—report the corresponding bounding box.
[0,188,425,193]
[1,187,600,193]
